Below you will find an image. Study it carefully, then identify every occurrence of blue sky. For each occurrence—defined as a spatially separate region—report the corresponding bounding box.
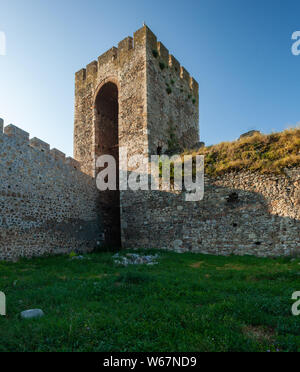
[0,0,299,156]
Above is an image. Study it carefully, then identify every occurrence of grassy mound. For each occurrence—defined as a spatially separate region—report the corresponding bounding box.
[187,127,300,176]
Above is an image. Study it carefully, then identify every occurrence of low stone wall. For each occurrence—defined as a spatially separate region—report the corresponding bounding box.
[0,121,102,261]
[121,169,300,257]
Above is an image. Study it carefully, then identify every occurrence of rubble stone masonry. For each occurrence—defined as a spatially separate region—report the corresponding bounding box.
[0,120,102,261]
[121,169,300,257]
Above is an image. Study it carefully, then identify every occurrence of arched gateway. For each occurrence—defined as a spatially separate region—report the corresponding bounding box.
[95,82,121,248]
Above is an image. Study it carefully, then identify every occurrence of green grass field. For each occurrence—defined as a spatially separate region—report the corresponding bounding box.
[0,250,300,352]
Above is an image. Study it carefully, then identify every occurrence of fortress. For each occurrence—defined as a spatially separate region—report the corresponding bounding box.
[0,25,299,261]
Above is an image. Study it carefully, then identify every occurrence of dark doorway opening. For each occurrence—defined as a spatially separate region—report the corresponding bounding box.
[95,82,121,249]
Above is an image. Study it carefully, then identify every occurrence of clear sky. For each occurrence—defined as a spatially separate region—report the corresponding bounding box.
[0,0,299,156]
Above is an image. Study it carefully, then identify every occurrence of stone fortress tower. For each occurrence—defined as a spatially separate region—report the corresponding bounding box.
[74,25,200,247]
[1,25,297,261]
[74,25,199,176]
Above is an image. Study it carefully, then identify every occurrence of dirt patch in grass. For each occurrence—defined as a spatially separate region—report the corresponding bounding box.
[216,264,248,271]
[81,274,109,280]
[190,261,205,268]
[242,325,275,343]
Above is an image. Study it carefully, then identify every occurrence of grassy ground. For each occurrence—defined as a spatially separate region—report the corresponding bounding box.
[185,126,300,176]
[0,250,300,352]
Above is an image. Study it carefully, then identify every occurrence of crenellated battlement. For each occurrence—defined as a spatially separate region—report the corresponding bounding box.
[30,137,50,152]
[4,124,29,143]
[0,120,80,170]
[75,25,198,95]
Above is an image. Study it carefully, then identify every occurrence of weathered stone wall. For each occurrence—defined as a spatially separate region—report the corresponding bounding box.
[121,169,300,257]
[1,117,298,259]
[146,33,199,155]
[0,120,102,261]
